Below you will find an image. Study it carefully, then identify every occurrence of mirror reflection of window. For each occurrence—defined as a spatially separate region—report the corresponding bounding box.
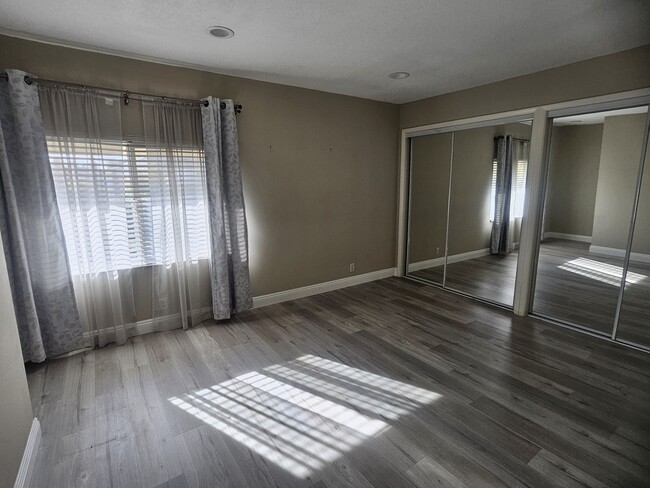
[406,119,532,308]
[490,156,528,221]
[443,124,531,307]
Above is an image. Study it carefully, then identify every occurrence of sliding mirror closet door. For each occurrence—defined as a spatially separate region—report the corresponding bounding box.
[407,132,452,284]
[533,106,649,335]
[445,121,531,306]
[616,116,650,348]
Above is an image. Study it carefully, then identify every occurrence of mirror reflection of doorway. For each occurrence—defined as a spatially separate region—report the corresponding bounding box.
[533,106,650,345]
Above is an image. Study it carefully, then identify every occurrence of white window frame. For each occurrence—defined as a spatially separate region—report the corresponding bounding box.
[47,137,210,275]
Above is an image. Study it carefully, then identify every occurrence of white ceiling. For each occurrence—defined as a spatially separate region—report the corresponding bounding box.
[0,0,648,104]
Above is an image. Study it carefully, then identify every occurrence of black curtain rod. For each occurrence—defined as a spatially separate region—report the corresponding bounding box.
[0,72,242,113]
[494,135,529,142]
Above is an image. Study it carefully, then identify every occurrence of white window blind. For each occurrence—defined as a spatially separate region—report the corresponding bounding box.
[47,137,210,275]
[490,159,498,221]
[490,158,528,221]
[512,160,528,218]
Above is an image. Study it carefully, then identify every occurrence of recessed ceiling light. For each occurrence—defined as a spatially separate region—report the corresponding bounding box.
[389,72,410,80]
[208,26,235,39]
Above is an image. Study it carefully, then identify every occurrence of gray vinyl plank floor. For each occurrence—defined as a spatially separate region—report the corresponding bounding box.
[410,239,650,345]
[26,277,650,487]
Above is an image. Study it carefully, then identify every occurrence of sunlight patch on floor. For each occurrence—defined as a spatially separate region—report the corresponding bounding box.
[559,257,646,286]
[169,354,441,478]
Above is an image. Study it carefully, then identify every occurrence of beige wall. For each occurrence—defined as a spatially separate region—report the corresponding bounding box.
[0,34,400,297]
[400,45,650,129]
[446,126,495,255]
[0,232,33,487]
[592,113,649,253]
[630,140,650,255]
[408,133,452,264]
[2,36,649,295]
[545,124,603,237]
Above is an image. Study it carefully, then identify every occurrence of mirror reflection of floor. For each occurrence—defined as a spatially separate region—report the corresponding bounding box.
[410,252,517,306]
[408,239,649,344]
[535,240,649,343]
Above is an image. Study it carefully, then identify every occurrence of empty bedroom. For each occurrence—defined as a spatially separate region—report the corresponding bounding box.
[0,1,649,487]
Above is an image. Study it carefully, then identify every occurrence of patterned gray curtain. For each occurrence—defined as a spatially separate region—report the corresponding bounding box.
[201,97,253,319]
[0,70,83,362]
[490,135,513,255]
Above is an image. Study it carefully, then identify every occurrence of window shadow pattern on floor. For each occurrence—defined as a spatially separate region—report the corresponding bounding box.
[169,354,441,477]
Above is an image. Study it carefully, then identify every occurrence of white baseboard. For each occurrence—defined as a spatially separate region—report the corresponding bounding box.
[252,268,396,308]
[544,232,592,243]
[447,248,490,264]
[14,418,41,488]
[81,307,214,341]
[589,245,650,264]
[408,256,445,272]
[408,248,490,272]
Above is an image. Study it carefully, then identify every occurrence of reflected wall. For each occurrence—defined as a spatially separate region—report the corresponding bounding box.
[617,134,650,347]
[406,133,452,285]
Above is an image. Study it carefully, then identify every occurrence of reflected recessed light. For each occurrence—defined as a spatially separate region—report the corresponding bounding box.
[389,72,410,80]
[208,26,235,39]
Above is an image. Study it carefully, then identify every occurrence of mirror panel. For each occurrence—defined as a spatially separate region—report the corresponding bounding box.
[404,103,650,352]
[533,107,648,334]
[444,122,531,306]
[407,132,452,284]
[616,123,650,347]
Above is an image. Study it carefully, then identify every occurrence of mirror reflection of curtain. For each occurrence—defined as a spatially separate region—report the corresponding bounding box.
[509,139,529,250]
[491,135,529,255]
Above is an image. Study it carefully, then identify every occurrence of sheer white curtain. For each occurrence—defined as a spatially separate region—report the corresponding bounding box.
[39,86,212,347]
[141,100,213,329]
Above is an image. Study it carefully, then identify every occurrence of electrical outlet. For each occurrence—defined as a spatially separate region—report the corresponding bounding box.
[435,247,440,255]
[349,262,355,272]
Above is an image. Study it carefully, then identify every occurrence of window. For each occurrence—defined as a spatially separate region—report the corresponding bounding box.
[47,137,210,275]
[512,159,528,218]
[490,159,498,221]
[490,158,528,221]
